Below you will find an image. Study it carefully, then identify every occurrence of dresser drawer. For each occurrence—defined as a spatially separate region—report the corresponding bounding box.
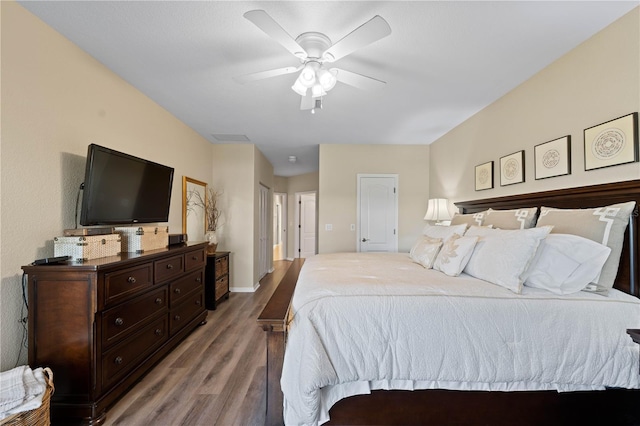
[215,275,228,301]
[169,270,204,307]
[184,248,205,271]
[170,291,204,336]
[154,255,184,283]
[102,287,168,348]
[102,316,168,389]
[104,263,153,306]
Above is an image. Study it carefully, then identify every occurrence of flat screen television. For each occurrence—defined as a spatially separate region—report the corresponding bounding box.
[80,144,174,226]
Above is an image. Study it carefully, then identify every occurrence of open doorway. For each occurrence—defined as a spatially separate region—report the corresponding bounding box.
[273,192,287,261]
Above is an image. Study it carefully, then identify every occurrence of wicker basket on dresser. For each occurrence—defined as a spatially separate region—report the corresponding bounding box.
[22,242,208,424]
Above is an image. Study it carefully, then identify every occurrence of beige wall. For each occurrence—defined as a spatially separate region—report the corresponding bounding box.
[430,7,640,205]
[0,2,215,370]
[319,145,430,253]
[211,144,255,291]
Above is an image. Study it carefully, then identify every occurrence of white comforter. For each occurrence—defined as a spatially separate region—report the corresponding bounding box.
[281,253,640,426]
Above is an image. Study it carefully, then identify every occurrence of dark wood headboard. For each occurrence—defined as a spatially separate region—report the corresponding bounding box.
[455,179,640,297]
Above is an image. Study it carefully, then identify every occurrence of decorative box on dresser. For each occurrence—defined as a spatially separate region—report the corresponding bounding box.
[22,242,208,425]
[205,251,230,310]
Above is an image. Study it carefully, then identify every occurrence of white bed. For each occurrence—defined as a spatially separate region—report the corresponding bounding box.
[281,252,640,426]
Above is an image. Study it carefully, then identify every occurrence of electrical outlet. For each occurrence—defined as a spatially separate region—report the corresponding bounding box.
[325,224,333,231]
[350,224,355,231]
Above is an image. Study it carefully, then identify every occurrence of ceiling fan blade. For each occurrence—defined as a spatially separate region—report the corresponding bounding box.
[300,93,314,110]
[332,68,386,90]
[244,10,308,59]
[234,66,302,84]
[322,16,391,63]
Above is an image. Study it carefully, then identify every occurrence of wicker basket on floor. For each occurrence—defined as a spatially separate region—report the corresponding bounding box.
[0,368,54,426]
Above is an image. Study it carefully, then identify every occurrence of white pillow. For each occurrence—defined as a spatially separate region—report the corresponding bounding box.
[523,234,611,295]
[422,223,467,244]
[410,236,443,269]
[433,234,479,277]
[463,226,553,293]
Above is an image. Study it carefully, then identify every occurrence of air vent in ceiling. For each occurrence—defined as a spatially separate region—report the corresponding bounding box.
[211,134,250,142]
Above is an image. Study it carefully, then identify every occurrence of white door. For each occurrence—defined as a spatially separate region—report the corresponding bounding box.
[259,184,270,278]
[358,175,398,252]
[297,192,316,258]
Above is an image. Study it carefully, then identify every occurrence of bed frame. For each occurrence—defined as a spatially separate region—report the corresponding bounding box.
[258,179,640,425]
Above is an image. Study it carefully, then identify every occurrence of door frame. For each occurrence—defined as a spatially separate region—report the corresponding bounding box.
[258,183,271,279]
[273,192,287,261]
[356,173,399,253]
[294,191,317,258]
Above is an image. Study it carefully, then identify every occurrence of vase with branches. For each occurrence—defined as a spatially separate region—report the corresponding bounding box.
[188,186,222,253]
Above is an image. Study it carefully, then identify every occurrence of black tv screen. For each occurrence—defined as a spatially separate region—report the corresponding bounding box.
[80,144,174,226]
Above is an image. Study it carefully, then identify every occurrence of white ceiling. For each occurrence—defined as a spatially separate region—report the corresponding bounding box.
[18,1,638,177]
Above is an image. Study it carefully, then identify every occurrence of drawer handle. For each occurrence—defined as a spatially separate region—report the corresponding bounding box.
[127,276,136,284]
[114,356,123,365]
[195,300,201,306]
[155,329,163,336]
[155,298,163,305]
[174,315,181,321]
[174,288,181,294]
[191,256,198,260]
[196,277,202,283]
[114,317,124,326]
[166,264,173,270]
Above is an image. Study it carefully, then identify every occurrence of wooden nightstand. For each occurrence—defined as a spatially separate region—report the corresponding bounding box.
[205,251,230,310]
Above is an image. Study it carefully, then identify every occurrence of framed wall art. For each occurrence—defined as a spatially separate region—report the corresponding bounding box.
[500,150,525,186]
[584,112,638,171]
[475,161,493,191]
[534,135,571,180]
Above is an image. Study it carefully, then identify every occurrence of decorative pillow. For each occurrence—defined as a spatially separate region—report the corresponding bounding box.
[433,234,479,277]
[463,226,553,293]
[450,211,487,227]
[535,201,636,292]
[483,207,538,229]
[523,234,611,295]
[410,236,443,269]
[422,223,468,245]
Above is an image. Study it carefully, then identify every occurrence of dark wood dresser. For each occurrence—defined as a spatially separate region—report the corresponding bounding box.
[22,242,208,424]
[205,251,230,310]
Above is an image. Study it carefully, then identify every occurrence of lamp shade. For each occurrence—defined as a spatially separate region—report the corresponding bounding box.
[291,79,308,96]
[424,198,452,221]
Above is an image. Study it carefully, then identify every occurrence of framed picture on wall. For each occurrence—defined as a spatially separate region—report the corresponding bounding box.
[534,135,571,180]
[500,150,525,186]
[584,112,638,171]
[475,161,493,191]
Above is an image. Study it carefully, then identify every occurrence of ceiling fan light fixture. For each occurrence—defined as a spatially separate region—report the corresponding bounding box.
[317,68,337,91]
[311,83,326,98]
[291,79,308,96]
[298,63,317,88]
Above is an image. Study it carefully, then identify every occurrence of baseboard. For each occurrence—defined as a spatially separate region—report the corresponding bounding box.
[230,283,259,293]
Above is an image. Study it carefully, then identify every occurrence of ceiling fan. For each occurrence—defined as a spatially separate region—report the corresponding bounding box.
[234,10,392,112]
